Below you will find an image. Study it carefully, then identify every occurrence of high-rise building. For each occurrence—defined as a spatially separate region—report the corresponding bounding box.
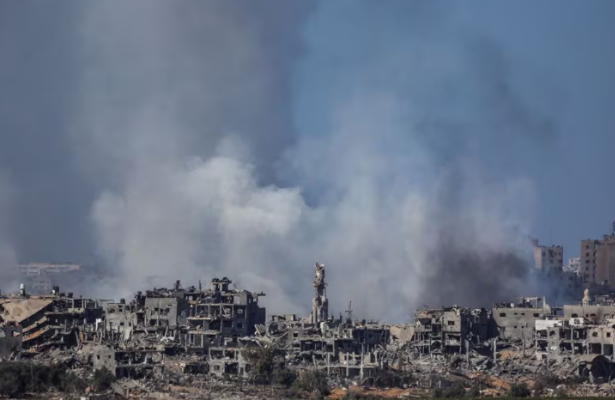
[581,239,598,283]
[580,229,615,287]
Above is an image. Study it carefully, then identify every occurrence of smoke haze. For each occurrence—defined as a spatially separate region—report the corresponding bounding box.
[1,1,615,320]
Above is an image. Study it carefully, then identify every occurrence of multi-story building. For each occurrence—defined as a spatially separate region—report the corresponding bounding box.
[186,277,266,352]
[491,297,553,340]
[412,306,489,354]
[581,233,615,287]
[531,239,563,273]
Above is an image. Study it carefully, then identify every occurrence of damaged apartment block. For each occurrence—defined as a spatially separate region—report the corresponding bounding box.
[0,284,102,356]
[6,260,615,393]
[412,306,489,355]
[186,277,265,353]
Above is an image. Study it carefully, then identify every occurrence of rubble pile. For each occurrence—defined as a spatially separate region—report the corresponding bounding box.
[2,264,615,398]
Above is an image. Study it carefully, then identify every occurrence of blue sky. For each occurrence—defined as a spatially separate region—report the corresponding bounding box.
[293,0,615,260]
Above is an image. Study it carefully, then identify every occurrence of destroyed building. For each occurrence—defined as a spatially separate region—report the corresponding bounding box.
[530,288,615,384]
[186,277,265,351]
[254,263,391,379]
[0,284,102,354]
[492,296,555,340]
[564,303,615,323]
[92,344,165,379]
[5,260,615,396]
[412,306,490,355]
[0,325,22,360]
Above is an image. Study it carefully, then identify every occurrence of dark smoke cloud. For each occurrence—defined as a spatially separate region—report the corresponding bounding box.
[0,2,95,264]
[287,0,560,319]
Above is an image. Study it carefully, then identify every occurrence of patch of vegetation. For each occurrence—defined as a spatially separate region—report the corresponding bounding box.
[350,397,595,400]
[92,367,116,392]
[373,369,413,388]
[59,371,87,393]
[242,346,286,385]
[273,367,297,387]
[442,383,466,398]
[0,362,84,398]
[509,382,531,398]
[467,385,481,398]
[291,369,329,396]
[342,395,399,400]
[533,373,560,392]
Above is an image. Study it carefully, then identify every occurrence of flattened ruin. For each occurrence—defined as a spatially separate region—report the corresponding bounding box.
[2,263,615,398]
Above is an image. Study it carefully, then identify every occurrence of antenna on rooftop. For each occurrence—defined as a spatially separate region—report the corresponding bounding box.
[611,220,615,236]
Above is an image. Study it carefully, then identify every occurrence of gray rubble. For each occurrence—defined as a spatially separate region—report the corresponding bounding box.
[3,264,615,398]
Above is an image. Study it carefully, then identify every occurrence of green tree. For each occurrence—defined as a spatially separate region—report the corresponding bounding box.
[93,367,116,392]
[510,382,531,398]
[292,369,329,396]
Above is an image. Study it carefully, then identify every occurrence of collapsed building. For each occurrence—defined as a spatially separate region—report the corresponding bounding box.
[411,307,489,355]
[254,263,391,379]
[0,284,102,355]
[99,278,266,378]
[536,290,615,357]
[4,262,615,391]
[0,276,267,379]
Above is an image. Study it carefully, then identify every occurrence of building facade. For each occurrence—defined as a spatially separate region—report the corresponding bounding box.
[581,234,615,287]
[531,239,563,273]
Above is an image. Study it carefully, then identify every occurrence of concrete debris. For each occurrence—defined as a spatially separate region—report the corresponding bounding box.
[3,266,615,398]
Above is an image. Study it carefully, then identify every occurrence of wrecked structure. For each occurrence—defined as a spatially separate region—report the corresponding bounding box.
[0,325,22,359]
[0,285,102,355]
[255,263,390,379]
[5,262,615,396]
[536,289,615,361]
[186,277,266,352]
[492,296,555,340]
[412,306,490,355]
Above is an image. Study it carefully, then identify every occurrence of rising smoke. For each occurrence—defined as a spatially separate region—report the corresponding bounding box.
[0,1,563,320]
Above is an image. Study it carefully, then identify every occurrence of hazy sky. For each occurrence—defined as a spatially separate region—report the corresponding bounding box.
[0,1,613,317]
[294,1,615,257]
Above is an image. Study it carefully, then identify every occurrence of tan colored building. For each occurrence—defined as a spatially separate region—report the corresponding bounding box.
[581,234,615,287]
[531,239,563,272]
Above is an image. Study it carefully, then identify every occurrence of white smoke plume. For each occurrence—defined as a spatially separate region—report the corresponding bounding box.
[72,1,316,309]
[0,1,562,320]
